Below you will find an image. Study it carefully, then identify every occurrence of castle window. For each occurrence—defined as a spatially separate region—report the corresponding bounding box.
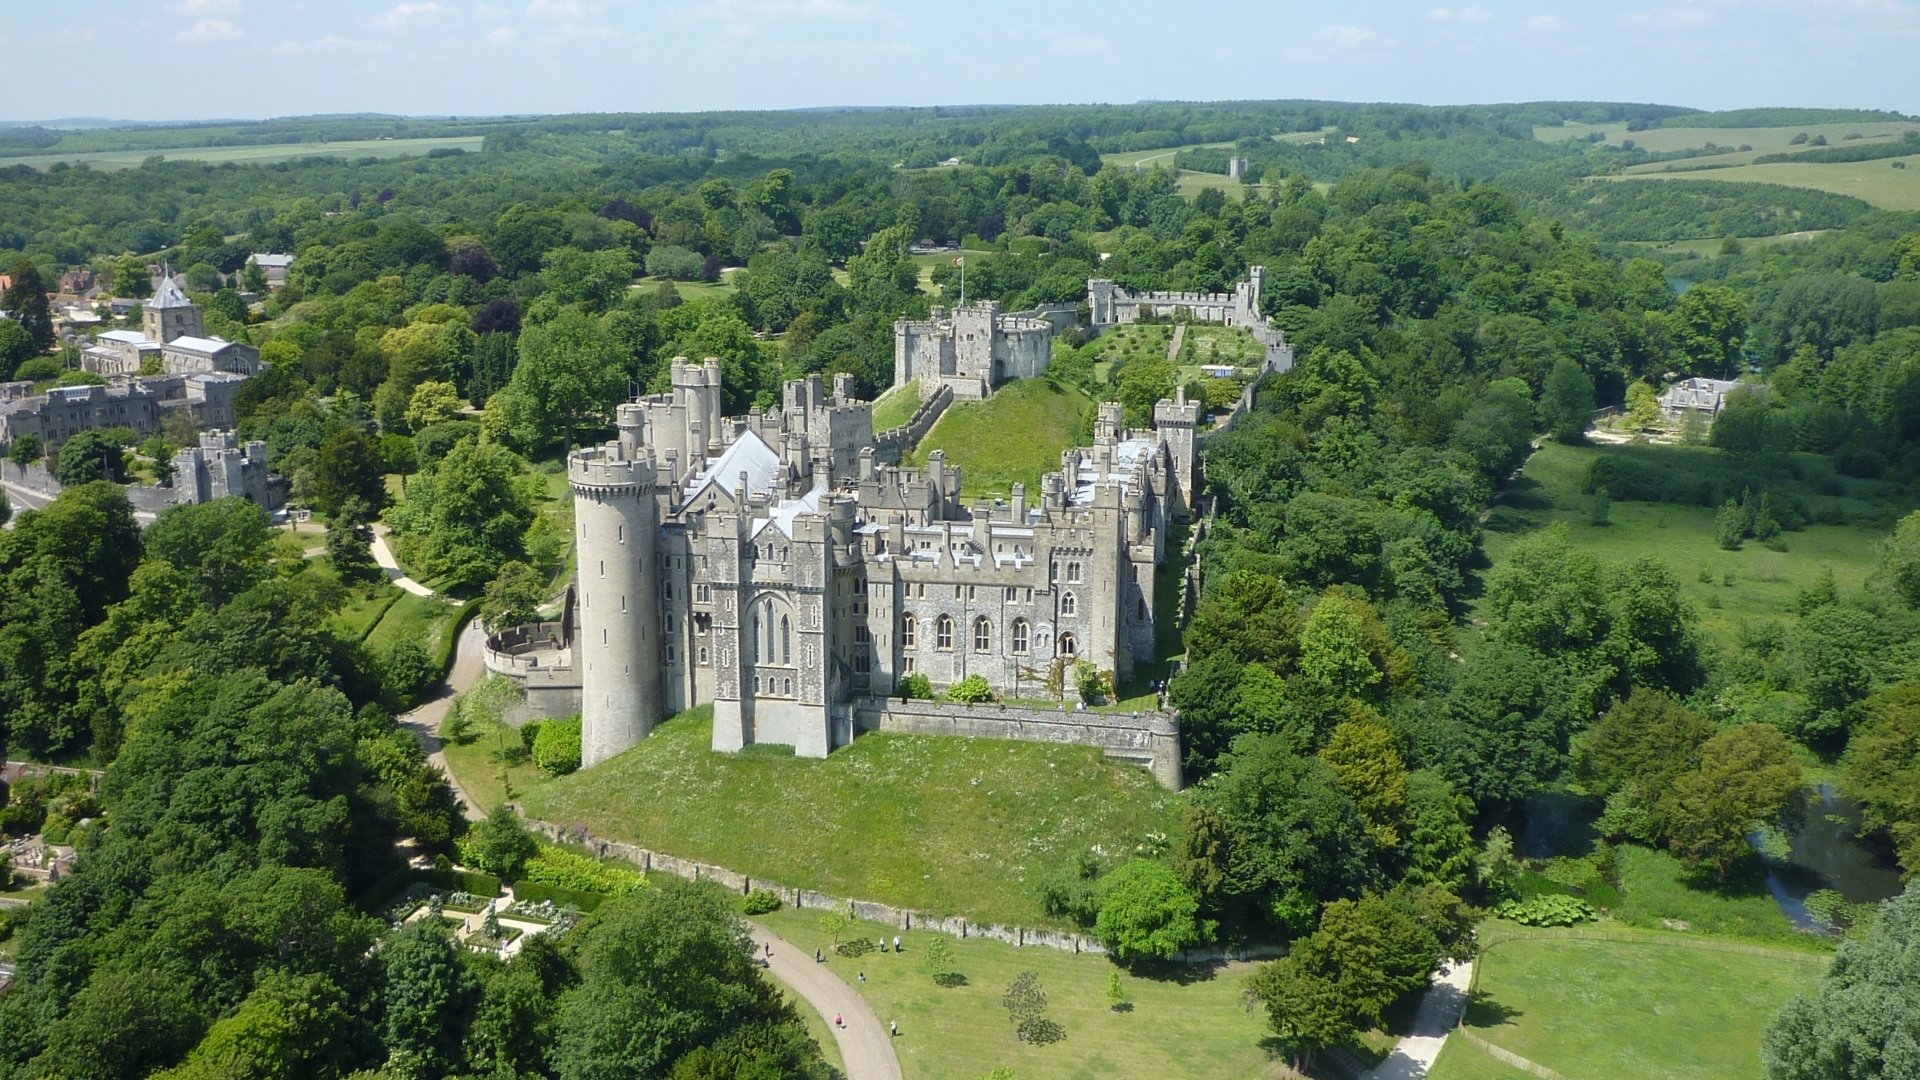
[855,625,870,645]
[935,614,954,650]
[780,615,792,664]
[617,524,623,543]
[621,595,627,612]
[1058,633,1077,658]
[973,617,991,653]
[696,583,711,603]
[967,585,976,601]
[784,677,794,696]
[699,646,709,665]
[854,649,870,674]
[755,677,762,693]
[665,644,676,664]
[1006,587,1017,602]
[1067,561,1082,582]
[599,560,605,578]
[953,585,962,600]
[1025,588,1034,603]
[1060,591,1077,617]
[903,657,915,674]
[902,614,917,649]
[1011,619,1029,654]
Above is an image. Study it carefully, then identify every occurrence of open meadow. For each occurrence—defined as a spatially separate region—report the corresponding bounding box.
[1453,922,1828,1080]
[1477,441,1908,648]
[1598,156,1920,212]
[6,135,484,170]
[479,707,1183,928]
[751,908,1284,1080]
[903,378,1094,500]
[1536,120,1917,155]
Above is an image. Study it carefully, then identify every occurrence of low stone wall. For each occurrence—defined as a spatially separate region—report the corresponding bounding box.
[853,696,1182,790]
[872,382,953,463]
[523,817,1279,963]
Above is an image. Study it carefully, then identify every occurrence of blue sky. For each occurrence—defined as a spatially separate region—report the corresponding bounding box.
[6,0,1917,121]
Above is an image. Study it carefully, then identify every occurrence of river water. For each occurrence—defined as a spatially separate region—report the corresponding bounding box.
[1758,785,1907,929]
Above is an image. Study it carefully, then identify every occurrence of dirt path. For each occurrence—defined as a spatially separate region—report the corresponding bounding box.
[371,523,436,597]
[747,924,903,1080]
[398,618,488,822]
[1363,960,1475,1080]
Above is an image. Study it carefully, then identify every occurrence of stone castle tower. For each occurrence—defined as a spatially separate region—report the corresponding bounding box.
[143,277,204,344]
[569,403,665,768]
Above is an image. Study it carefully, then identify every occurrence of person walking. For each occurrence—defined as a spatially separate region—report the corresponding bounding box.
[890,1020,899,1038]
[833,1013,843,1028]
[892,935,902,952]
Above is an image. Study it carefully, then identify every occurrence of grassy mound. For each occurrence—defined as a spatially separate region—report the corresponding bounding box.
[511,707,1180,927]
[870,380,923,431]
[1458,924,1827,1080]
[904,378,1094,500]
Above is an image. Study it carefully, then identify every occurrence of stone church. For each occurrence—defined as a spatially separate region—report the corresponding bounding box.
[568,360,1200,767]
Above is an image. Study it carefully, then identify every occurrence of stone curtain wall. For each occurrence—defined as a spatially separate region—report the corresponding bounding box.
[522,816,1279,963]
[871,383,953,463]
[852,697,1183,791]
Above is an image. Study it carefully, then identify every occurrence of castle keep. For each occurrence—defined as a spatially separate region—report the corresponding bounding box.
[892,301,1052,400]
[565,361,1199,780]
[1086,266,1294,372]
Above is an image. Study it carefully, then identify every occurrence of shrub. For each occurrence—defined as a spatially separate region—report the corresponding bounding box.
[741,889,782,915]
[898,673,934,700]
[946,675,993,703]
[532,716,582,776]
[1495,894,1598,926]
[521,845,647,896]
[1017,1017,1066,1045]
[1075,661,1112,705]
[460,806,540,881]
[836,937,874,958]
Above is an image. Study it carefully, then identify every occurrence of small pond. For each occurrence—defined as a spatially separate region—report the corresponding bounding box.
[1756,785,1906,930]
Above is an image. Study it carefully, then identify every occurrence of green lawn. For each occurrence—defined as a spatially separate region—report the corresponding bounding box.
[365,591,464,657]
[502,707,1182,927]
[1097,142,1234,169]
[1179,326,1264,368]
[632,270,740,302]
[1426,1038,1539,1080]
[330,583,405,642]
[1621,230,1830,257]
[904,378,1094,501]
[7,136,485,170]
[870,381,923,431]
[1595,157,1920,212]
[1478,441,1906,649]
[1606,845,1832,945]
[909,249,998,297]
[752,909,1282,1080]
[1460,924,1828,1080]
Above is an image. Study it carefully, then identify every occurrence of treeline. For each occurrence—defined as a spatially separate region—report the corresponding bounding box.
[1753,130,1920,165]
[1509,172,1871,240]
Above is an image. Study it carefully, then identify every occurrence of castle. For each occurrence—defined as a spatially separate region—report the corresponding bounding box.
[1087,266,1294,372]
[564,360,1198,773]
[892,301,1053,400]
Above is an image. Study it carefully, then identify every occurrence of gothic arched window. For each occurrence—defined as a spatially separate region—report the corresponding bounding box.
[902,613,917,649]
[935,614,954,650]
[1058,633,1078,658]
[1011,618,1029,654]
[780,615,792,664]
[1060,591,1077,617]
[973,617,991,653]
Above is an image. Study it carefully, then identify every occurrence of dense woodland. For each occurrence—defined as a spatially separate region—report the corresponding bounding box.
[1,99,1919,1077]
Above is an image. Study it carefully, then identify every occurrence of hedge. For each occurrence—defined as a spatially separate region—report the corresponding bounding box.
[510,879,607,912]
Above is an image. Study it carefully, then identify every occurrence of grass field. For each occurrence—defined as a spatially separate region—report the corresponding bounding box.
[498,706,1182,927]
[1621,230,1831,257]
[1536,120,1918,155]
[7,136,485,170]
[1097,142,1234,169]
[330,582,405,642]
[870,381,923,431]
[752,908,1282,1080]
[1426,1038,1539,1080]
[365,591,464,657]
[1478,441,1906,649]
[904,378,1094,500]
[1597,156,1920,211]
[1458,923,1828,1080]
[909,250,998,296]
[631,270,739,303]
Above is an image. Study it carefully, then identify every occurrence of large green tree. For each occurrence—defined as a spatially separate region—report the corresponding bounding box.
[1,259,54,352]
[1842,683,1920,876]
[495,308,626,451]
[1661,723,1802,879]
[1093,858,1207,963]
[1762,884,1920,1080]
[386,437,536,590]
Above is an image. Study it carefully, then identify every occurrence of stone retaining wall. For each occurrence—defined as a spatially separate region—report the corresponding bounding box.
[871,382,952,463]
[852,696,1183,790]
[524,817,1281,964]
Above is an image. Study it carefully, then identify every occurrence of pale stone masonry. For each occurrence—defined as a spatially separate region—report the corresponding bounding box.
[568,363,1202,769]
[893,301,1052,400]
[1086,266,1295,372]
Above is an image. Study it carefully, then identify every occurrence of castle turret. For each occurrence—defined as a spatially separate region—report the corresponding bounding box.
[1153,386,1201,516]
[570,441,664,767]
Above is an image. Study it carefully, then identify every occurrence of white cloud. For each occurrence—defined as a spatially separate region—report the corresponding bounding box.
[1049,35,1111,54]
[473,2,510,15]
[1526,13,1567,30]
[486,25,518,43]
[1429,6,1491,22]
[1320,24,1376,45]
[173,0,238,11]
[377,2,445,28]
[174,19,244,44]
[672,0,871,38]
[527,0,589,15]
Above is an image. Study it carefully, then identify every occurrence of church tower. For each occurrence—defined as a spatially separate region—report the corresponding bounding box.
[569,404,664,767]
[143,276,203,344]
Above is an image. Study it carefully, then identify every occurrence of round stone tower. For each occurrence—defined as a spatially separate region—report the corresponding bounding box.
[569,430,662,768]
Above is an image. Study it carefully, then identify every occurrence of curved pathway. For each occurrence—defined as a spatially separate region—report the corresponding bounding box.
[746,924,902,1080]
[370,523,437,597]
[398,617,488,822]
[1362,960,1474,1080]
